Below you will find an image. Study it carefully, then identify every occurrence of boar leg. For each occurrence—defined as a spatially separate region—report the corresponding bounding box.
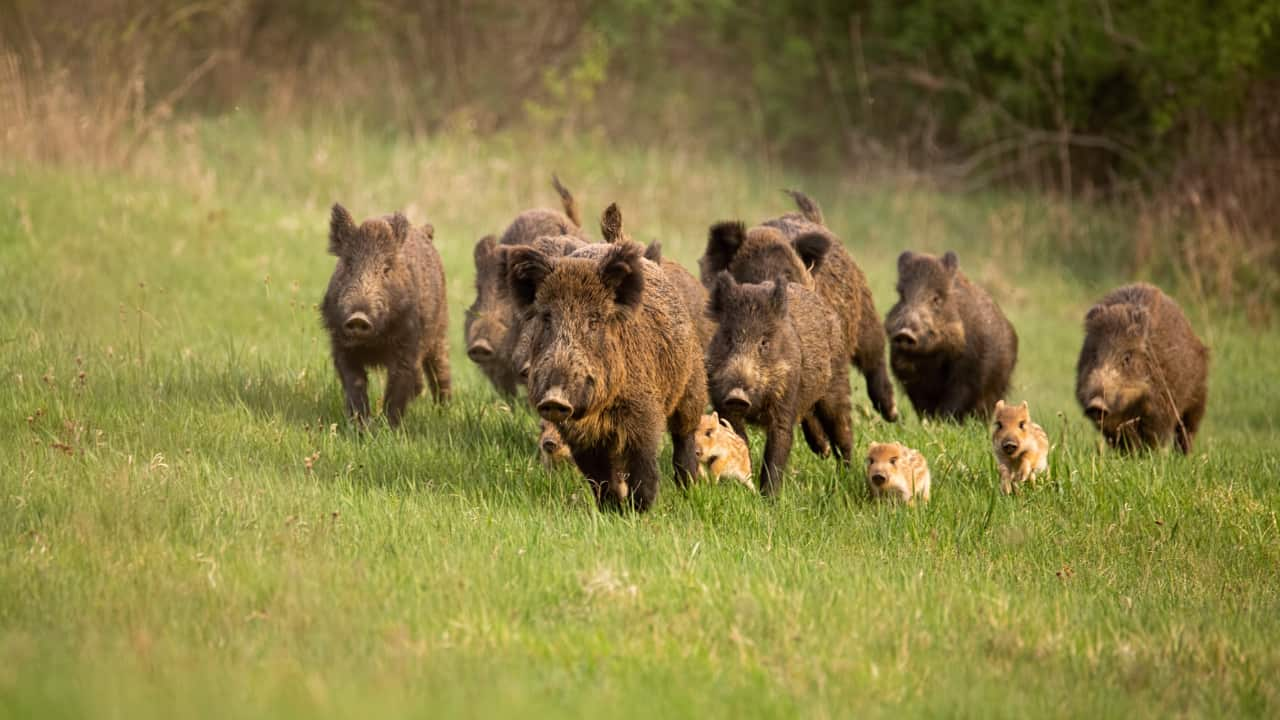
[800,416,831,457]
[383,361,425,427]
[423,344,452,403]
[334,354,371,424]
[759,416,795,496]
[1176,399,1206,454]
[936,380,977,422]
[571,445,614,509]
[813,387,854,464]
[623,441,662,513]
[667,373,706,488]
[860,358,899,423]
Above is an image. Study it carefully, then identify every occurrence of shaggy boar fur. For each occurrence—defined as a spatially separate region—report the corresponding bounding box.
[321,204,449,426]
[885,250,1018,421]
[507,241,707,512]
[1075,283,1209,453]
[699,191,897,423]
[705,273,853,495]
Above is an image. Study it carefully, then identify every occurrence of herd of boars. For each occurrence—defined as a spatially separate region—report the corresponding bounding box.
[321,178,1210,512]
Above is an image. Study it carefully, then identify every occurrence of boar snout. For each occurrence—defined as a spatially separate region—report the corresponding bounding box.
[541,435,561,455]
[1085,398,1109,422]
[343,311,374,337]
[537,386,574,423]
[1001,440,1020,456]
[723,388,752,413]
[467,339,495,361]
[892,327,919,348]
[871,473,888,487]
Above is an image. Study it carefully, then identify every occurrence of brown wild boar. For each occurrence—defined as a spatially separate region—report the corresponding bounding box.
[464,178,587,397]
[1076,283,1209,453]
[700,191,898,423]
[705,272,853,495]
[885,251,1018,421]
[694,412,754,490]
[865,441,931,505]
[991,400,1050,494]
[321,204,449,427]
[507,241,707,512]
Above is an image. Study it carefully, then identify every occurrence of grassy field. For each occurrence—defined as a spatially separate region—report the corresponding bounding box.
[1,117,1278,718]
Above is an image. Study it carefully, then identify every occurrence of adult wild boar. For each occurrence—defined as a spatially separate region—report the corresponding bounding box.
[464,177,587,397]
[884,251,1017,421]
[700,191,897,423]
[1076,283,1208,453]
[507,241,707,512]
[321,204,449,427]
[705,272,853,495]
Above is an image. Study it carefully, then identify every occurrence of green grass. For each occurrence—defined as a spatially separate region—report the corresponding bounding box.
[1,118,1278,718]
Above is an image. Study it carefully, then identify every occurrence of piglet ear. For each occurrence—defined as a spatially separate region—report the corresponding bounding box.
[507,246,554,309]
[329,203,358,255]
[941,251,960,274]
[769,277,789,314]
[994,399,1005,413]
[701,221,746,284]
[389,213,411,246]
[793,232,831,274]
[1020,401,1029,412]
[719,415,734,431]
[897,251,915,275]
[598,241,645,309]
[420,223,435,240]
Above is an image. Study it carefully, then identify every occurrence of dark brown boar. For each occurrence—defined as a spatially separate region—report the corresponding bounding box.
[700,191,898,423]
[884,251,1017,421]
[321,204,449,426]
[464,177,588,396]
[705,272,853,495]
[1076,283,1209,453]
[507,241,707,512]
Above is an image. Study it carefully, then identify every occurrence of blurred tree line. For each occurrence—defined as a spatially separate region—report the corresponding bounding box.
[2,0,1278,190]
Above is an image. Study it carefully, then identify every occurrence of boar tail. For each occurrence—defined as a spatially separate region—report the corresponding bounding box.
[552,174,582,228]
[784,189,824,226]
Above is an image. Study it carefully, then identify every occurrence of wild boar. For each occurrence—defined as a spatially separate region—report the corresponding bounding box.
[991,399,1050,494]
[885,250,1018,421]
[1075,283,1209,453]
[321,204,449,426]
[464,178,587,397]
[865,441,931,505]
[705,272,853,495]
[700,191,898,423]
[507,241,707,512]
[694,412,754,490]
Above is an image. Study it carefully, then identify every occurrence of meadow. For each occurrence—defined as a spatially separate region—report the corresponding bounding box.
[1,117,1278,718]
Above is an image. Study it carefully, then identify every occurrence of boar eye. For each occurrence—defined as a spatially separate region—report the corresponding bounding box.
[1019,420,1026,430]
[541,310,552,323]
[931,294,943,308]
[759,336,770,350]
[382,261,394,276]
[994,421,1002,430]
[889,456,897,465]
[1122,351,1133,367]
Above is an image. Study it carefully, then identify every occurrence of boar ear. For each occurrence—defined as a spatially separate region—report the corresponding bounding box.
[1020,400,1030,413]
[792,232,831,274]
[897,251,915,274]
[474,235,497,265]
[941,251,960,274]
[600,202,625,243]
[598,242,645,309]
[769,277,789,314]
[552,173,581,228]
[995,399,1005,413]
[507,246,553,309]
[719,415,734,431]
[703,222,747,279]
[389,213,411,246]
[329,203,358,255]
[643,240,663,263]
[709,270,736,316]
[421,223,435,240]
